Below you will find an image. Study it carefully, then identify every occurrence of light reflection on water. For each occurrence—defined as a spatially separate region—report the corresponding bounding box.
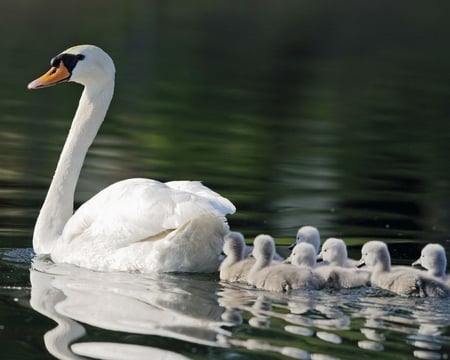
[6,254,444,360]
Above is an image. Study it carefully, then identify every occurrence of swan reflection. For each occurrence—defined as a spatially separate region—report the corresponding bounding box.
[30,255,228,359]
[27,254,450,360]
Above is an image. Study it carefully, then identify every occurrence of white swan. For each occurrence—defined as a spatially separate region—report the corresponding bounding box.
[317,237,359,267]
[412,243,450,286]
[28,45,235,273]
[288,226,321,254]
[247,235,325,292]
[219,232,255,283]
[288,243,370,289]
[358,241,450,297]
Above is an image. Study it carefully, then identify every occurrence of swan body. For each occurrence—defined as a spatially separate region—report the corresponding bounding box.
[412,243,450,286]
[288,243,370,289]
[219,232,255,283]
[29,45,235,273]
[317,237,359,267]
[358,241,450,297]
[288,226,321,253]
[248,235,325,292]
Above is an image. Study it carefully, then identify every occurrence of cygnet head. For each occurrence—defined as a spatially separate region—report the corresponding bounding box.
[222,232,246,260]
[290,243,317,268]
[289,226,321,253]
[252,234,275,263]
[317,238,348,266]
[28,45,115,90]
[358,241,391,271]
[412,243,447,277]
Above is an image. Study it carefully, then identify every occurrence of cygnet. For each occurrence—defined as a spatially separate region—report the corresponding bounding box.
[248,234,325,292]
[317,237,359,267]
[288,243,370,289]
[288,226,321,254]
[412,243,450,286]
[358,241,450,297]
[219,232,255,283]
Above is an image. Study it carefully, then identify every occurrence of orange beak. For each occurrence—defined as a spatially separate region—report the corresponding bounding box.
[27,63,71,90]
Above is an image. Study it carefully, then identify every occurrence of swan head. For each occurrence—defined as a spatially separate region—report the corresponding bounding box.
[222,232,245,260]
[290,243,317,268]
[252,234,275,262]
[358,241,391,271]
[317,237,348,266]
[412,243,447,277]
[289,226,321,253]
[28,45,115,90]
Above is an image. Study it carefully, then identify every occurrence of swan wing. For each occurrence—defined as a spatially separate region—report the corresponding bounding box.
[62,178,235,248]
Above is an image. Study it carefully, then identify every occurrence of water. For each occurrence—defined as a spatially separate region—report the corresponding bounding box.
[1,1,450,359]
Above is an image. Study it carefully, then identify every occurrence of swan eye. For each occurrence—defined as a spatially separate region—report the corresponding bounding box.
[77,54,85,61]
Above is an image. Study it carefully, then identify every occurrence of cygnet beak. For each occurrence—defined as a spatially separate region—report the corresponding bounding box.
[411,258,423,268]
[357,259,366,268]
[288,242,296,251]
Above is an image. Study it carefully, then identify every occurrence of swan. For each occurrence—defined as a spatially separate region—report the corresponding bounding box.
[317,237,359,267]
[247,235,325,292]
[358,241,450,297]
[287,243,370,289]
[288,226,321,254]
[219,232,255,283]
[412,243,450,286]
[28,45,235,273]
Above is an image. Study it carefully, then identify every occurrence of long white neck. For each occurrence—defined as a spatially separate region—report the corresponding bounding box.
[33,81,114,253]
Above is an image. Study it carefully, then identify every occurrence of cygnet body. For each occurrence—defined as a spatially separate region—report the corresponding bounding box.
[317,237,359,267]
[359,241,450,297]
[248,235,325,292]
[412,243,450,286]
[219,232,255,283]
[288,226,321,254]
[288,243,370,289]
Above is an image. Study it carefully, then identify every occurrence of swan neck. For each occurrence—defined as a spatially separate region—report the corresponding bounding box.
[33,81,114,253]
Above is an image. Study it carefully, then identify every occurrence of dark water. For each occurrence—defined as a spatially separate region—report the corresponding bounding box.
[1,1,450,359]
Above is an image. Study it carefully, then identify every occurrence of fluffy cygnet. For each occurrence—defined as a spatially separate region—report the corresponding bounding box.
[317,237,359,267]
[288,243,370,289]
[248,234,325,292]
[288,226,321,254]
[412,243,450,286]
[359,241,450,297]
[219,232,255,283]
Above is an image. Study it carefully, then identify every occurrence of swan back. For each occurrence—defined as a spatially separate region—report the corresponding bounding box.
[290,226,321,253]
[412,243,447,278]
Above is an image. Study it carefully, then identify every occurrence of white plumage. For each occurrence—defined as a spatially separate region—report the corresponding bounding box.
[29,45,235,273]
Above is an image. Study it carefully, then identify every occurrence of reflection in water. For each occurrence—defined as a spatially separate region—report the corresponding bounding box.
[27,254,450,360]
[30,255,228,359]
